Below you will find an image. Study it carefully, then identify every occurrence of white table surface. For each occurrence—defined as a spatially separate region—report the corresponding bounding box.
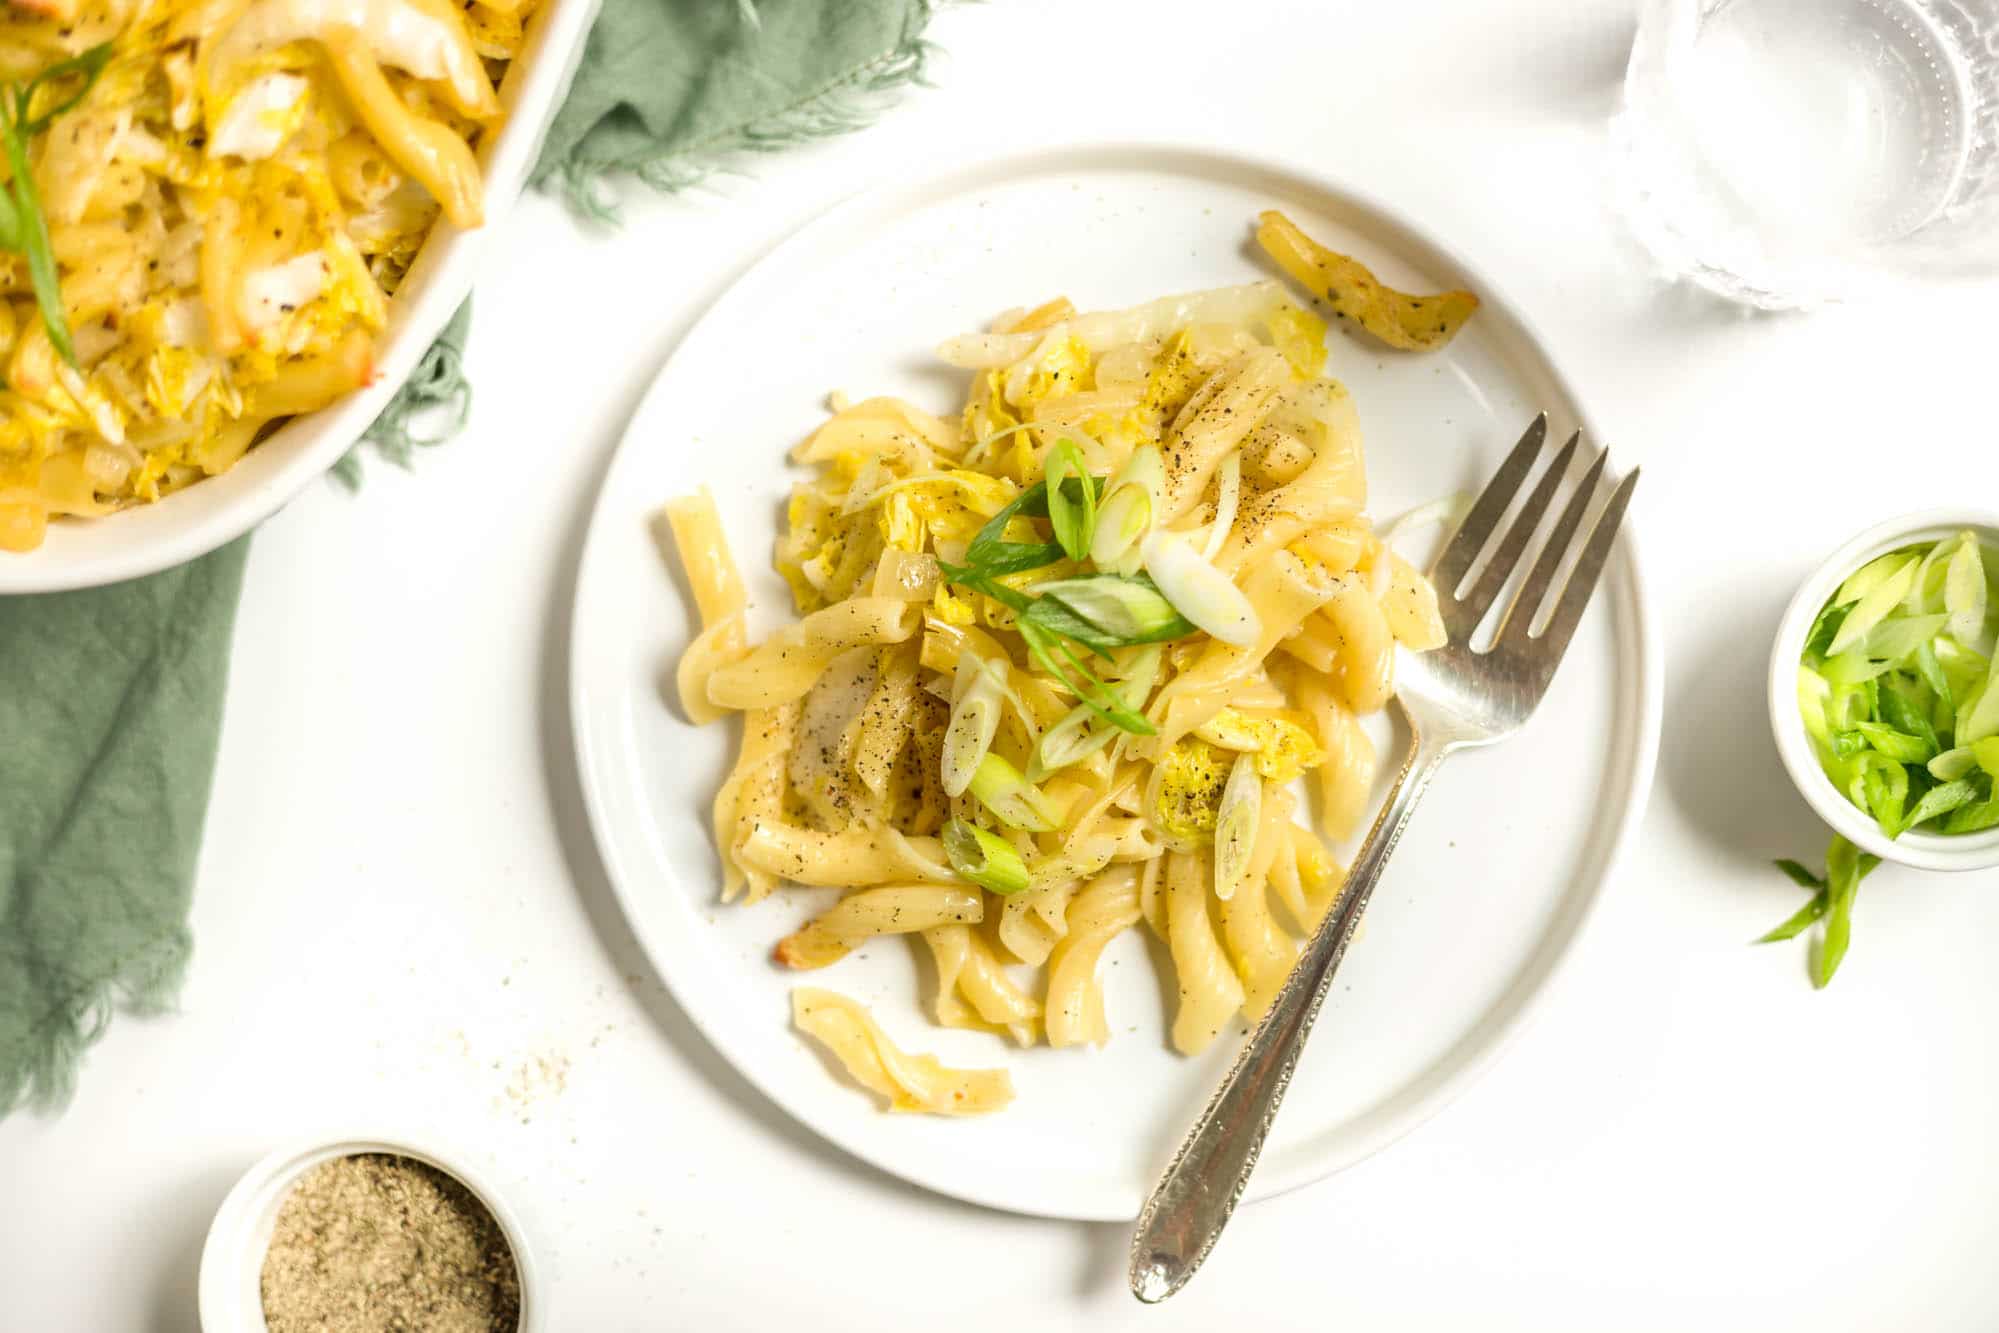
[11,1,1999,1328]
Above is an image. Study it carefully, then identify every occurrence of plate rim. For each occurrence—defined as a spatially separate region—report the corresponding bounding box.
[568,141,1665,1221]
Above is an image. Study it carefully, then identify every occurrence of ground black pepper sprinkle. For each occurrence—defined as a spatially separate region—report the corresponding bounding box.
[260,1153,521,1333]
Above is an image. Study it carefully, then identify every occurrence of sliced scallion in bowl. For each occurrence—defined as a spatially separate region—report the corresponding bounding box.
[1797,531,1999,839]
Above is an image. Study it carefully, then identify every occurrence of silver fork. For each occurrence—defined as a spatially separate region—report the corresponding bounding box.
[1128,414,1638,1303]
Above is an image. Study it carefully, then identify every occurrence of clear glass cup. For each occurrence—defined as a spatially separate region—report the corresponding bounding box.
[1612,0,1999,308]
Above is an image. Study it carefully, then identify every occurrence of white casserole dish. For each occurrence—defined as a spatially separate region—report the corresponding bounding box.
[0,0,601,594]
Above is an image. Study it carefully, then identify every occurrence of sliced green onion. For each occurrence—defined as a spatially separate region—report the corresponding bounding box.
[1860,614,1947,662]
[1855,752,1909,837]
[1090,485,1153,572]
[1212,753,1260,902]
[1915,640,1954,711]
[1755,891,1829,943]
[1798,667,1833,746]
[1034,574,1195,643]
[941,818,1031,895]
[1803,602,1846,660]
[1947,532,1991,654]
[1929,745,1977,781]
[1088,445,1164,571]
[1958,660,1999,746]
[963,480,1063,576]
[941,653,1006,798]
[1876,679,1939,753]
[1902,538,1951,613]
[1043,439,1096,563]
[1905,778,1981,829]
[1017,620,1155,736]
[1813,836,1879,989]
[1852,722,1929,765]
[1828,555,1919,655]
[1945,792,1999,834]
[1141,529,1260,648]
[1821,651,1899,685]
[966,752,1063,832]
[1026,706,1105,783]
[1026,646,1161,781]
[1773,859,1826,890]
[1836,551,1916,607]
[1756,838,1878,981]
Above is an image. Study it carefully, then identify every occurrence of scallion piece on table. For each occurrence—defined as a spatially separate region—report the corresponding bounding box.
[1756,837,1879,986]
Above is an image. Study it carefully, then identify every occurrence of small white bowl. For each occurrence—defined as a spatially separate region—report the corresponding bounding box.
[1769,508,1999,872]
[198,1135,543,1333]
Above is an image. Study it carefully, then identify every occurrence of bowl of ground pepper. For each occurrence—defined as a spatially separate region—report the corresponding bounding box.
[198,1135,540,1333]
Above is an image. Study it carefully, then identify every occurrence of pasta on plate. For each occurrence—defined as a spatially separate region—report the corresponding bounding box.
[665,214,1468,1114]
[0,0,541,551]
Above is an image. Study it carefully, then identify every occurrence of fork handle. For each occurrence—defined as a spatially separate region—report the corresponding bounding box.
[1128,733,1452,1303]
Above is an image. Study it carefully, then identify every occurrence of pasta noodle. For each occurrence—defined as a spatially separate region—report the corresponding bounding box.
[1044,865,1141,1048]
[1217,785,1299,1020]
[774,885,982,970]
[705,598,917,710]
[664,248,1457,1110]
[791,988,1013,1116]
[919,922,1039,1045]
[0,0,541,550]
[1166,849,1245,1055]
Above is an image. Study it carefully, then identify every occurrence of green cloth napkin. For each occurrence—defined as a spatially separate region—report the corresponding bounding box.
[0,0,950,1116]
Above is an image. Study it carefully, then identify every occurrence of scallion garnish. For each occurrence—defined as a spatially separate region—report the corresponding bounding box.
[941,818,1030,895]
[936,451,1190,737]
[1211,752,1260,902]
[1026,645,1161,781]
[1089,444,1163,573]
[1042,439,1096,563]
[941,652,1006,798]
[1033,574,1195,644]
[965,752,1063,832]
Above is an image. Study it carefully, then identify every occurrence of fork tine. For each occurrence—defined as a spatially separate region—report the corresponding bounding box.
[1455,432,1579,627]
[1499,446,1608,644]
[1530,466,1639,668]
[1432,413,1547,594]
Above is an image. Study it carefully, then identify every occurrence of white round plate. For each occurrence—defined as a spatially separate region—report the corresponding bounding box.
[570,146,1661,1221]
